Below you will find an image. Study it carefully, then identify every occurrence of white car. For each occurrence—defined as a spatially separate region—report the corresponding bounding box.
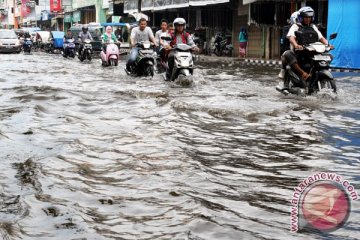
[0,29,21,53]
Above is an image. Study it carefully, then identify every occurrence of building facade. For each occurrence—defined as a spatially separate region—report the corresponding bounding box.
[234,0,329,59]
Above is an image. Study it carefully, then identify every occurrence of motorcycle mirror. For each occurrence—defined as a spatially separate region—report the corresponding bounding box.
[329,33,337,40]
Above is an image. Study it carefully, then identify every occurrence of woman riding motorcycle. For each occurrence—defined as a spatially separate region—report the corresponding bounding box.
[102,26,118,52]
[279,7,333,81]
[165,18,198,80]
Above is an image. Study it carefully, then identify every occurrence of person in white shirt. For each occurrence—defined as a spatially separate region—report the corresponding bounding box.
[279,7,333,81]
[155,19,169,49]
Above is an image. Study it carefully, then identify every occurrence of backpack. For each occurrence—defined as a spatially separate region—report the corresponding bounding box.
[296,24,319,45]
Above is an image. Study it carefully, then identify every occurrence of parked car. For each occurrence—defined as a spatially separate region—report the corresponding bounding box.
[0,29,21,53]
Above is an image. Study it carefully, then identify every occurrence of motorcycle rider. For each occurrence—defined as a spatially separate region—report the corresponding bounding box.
[22,31,32,51]
[279,7,332,81]
[24,31,31,40]
[165,18,199,80]
[64,29,74,40]
[78,26,93,55]
[125,18,157,74]
[102,26,118,52]
[63,29,74,55]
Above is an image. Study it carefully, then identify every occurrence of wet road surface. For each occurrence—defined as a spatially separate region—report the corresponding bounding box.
[0,52,359,239]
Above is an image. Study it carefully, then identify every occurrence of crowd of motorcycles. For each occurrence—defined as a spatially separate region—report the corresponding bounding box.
[19,34,196,82]
[17,29,338,94]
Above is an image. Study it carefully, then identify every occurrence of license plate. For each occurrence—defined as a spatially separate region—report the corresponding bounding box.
[314,55,331,61]
[6,46,12,48]
[85,44,92,48]
[140,50,153,54]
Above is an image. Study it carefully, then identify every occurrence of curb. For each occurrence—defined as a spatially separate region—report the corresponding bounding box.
[244,59,360,73]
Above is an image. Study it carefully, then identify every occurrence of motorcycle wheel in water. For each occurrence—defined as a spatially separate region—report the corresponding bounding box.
[110,58,118,66]
[213,45,222,56]
[144,65,154,77]
[281,69,336,96]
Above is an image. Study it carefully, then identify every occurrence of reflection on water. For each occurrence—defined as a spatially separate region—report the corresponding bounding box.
[0,53,359,239]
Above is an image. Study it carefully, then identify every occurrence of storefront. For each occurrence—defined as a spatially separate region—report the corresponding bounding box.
[22,0,37,28]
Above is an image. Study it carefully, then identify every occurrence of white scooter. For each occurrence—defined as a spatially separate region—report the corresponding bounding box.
[167,43,195,82]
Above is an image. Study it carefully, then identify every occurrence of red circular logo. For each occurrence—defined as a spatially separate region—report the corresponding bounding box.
[301,182,350,232]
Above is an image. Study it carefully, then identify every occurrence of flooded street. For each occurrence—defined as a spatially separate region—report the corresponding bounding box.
[0,52,359,239]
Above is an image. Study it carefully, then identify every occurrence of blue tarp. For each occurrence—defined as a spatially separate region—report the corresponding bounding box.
[51,31,64,48]
[101,23,129,27]
[327,0,360,69]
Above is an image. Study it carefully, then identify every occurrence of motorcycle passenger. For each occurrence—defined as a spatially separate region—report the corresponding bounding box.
[168,24,174,35]
[155,19,169,53]
[158,24,173,62]
[166,18,198,80]
[279,7,332,81]
[102,26,118,52]
[78,26,93,55]
[126,18,157,73]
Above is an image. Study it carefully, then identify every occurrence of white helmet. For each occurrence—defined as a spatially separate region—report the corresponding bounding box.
[290,11,300,25]
[173,18,186,27]
[298,6,315,21]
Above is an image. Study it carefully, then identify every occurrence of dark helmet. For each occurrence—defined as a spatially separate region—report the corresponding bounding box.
[82,26,88,33]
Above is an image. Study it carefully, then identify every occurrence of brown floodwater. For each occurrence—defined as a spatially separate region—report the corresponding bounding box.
[0,52,359,239]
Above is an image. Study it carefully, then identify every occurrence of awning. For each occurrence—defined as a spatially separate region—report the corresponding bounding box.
[127,0,230,13]
[243,0,292,4]
[243,0,258,4]
[189,0,230,6]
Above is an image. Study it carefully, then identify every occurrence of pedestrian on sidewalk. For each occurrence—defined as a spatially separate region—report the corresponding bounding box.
[238,27,248,58]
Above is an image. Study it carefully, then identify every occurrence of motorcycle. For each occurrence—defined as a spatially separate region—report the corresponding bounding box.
[155,34,171,74]
[156,48,170,74]
[23,37,33,54]
[62,39,76,58]
[167,43,195,82]
[128,41,156,77]
[101,40,120,67]
[276,32,338,96]
[213,32,233,57]
[79,39,93,62]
